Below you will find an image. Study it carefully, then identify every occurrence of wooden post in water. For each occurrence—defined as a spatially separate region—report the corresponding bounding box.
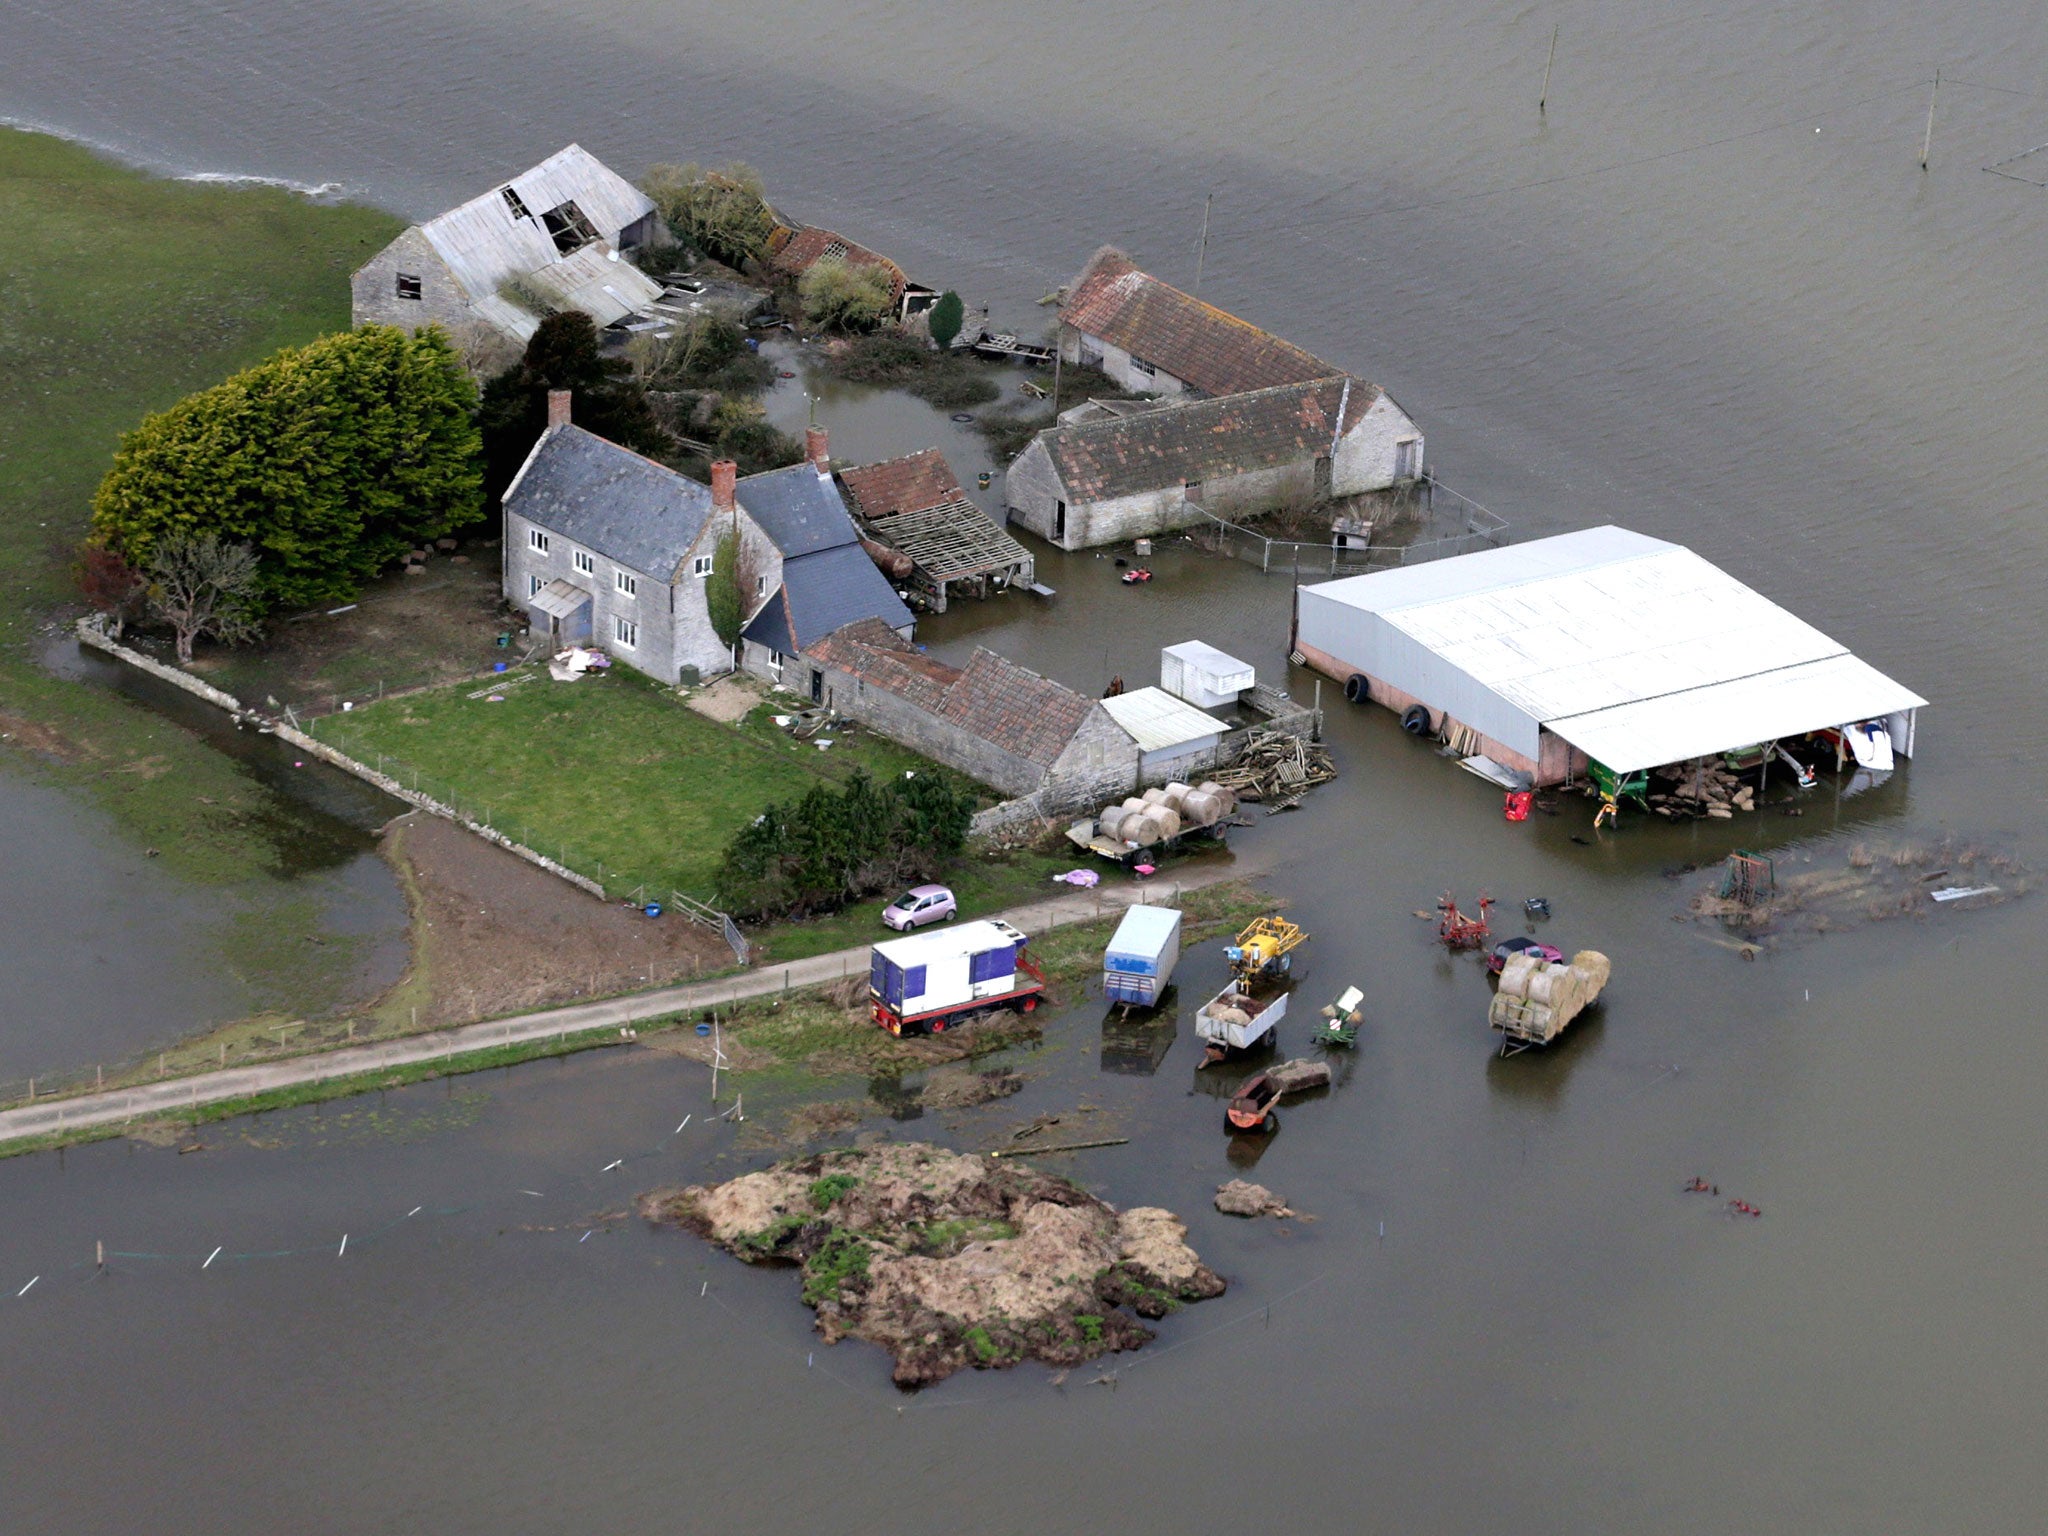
[1921,69,1940,170]
[1193,193,1213,298]
[1540,25,1558,114]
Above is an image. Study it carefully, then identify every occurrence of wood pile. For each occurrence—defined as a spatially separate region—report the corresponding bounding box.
[1211,729,1336,808]
[1647,762,1758,820]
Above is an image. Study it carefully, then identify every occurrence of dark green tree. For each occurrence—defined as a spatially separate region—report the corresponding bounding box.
[477,312,668,507]
[90,325,482,610]
[706,528,743,650]
[927,290,965,351]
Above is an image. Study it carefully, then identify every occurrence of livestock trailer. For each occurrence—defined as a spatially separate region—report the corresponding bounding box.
[1195,974,1290,1056]
[1102,904,1183,1009]
[870,920,1045,1036]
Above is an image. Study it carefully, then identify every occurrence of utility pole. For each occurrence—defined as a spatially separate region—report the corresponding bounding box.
[1921,69,1941,170]
[1193,192,1214,298]
[1049,304,1065,418]
[1540,25,1558,114]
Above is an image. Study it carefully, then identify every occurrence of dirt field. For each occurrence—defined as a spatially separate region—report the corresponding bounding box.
[382,812,732,1028]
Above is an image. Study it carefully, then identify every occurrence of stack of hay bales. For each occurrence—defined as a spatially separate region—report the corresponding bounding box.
[1489,949,1612,1046]
[1092,780,1238,848]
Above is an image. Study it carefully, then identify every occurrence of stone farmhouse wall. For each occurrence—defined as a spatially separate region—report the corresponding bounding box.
[350,227,476,336]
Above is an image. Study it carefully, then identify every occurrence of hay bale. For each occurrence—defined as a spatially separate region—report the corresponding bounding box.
[1149,807,1182,840]
[1141,787,1170,808]
[1496,952,1541,999]
[1099,811,1131,841]
[1181,790,1223,827]
[1120,797,1149,816]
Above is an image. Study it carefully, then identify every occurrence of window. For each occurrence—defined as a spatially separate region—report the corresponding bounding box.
[756,575,768,595]
[692,555,713,578]
[572,550,593,576]
[613,616,638,649]
[500,185,531,220]
[540,200,600,256]
[1128,355,1155,378]
[615,570,637,598]
[394,273,422,301]
[528,528,550,553]
[766,652,785,679]
[528,575,543,597]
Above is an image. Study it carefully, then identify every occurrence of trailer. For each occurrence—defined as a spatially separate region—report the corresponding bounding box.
[1065,817,1225,867]
[1195,973,1290,1058]
[1102,904,1182,1010]
[1488,948,1611,1056]
[870,920,1046,1036]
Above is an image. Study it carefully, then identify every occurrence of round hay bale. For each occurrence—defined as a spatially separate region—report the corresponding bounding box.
[1099,811,1130,841]
[1129,813,1166,846]
[1198,780,1238,815]
[1120,797,1149,816]
[1141,787,1170,808]
[1181,790,1221,827]
[1150,807,1182,840]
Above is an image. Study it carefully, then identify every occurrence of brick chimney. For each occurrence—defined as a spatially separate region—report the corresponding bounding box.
[805,424,830,473]
[710,459,737,513]
[546,389,572,428]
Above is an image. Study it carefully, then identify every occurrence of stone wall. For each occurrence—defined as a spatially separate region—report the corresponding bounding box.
[1332,391,1423,494]
[350,227,475,336]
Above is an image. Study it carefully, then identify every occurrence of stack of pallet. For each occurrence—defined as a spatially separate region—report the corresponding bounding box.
[1647,763,1757,820]
[1211,729,1336,806]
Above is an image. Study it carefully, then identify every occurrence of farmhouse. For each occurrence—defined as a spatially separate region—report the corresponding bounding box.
[799,619,1138,808]
[1006,375,1421,550]
[352,144,664,348]
[838,448,1034,611]
[1295,526,1927,788]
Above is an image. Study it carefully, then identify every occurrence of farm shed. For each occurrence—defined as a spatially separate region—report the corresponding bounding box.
[1101,687,1226,779]
[1294,525,1926,786]
[1161,641,1255,709]
[838,448,1034,612]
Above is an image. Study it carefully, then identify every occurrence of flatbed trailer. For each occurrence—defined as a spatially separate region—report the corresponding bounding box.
[1065,818,1225,868]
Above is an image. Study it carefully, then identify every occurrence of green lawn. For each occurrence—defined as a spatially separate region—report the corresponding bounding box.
[310,665,997,902]
[0,128,405,880]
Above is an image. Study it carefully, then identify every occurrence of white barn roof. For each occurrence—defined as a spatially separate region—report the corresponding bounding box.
[1101,687,1225,753]
[417,144,661,339]
[1300,526,1925,773]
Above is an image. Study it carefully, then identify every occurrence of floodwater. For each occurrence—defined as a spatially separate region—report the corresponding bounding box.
[5,0,2048,1530]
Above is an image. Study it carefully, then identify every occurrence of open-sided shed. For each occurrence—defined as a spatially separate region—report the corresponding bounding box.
[1294,526,1925,785]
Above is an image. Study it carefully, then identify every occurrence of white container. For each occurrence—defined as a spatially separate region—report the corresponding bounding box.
[871,920,1024,1018]
[1195,976,1289,1050]
[1161,641,1257,709]
[1103,905,1182,1008]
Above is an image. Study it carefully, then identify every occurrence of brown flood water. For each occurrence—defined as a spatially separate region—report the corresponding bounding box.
[3,0,2046,1530]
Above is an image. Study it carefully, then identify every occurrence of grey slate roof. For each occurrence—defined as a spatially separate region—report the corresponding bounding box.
[506,425,715,580]
[736,462,856,558]
[744,544,912,656]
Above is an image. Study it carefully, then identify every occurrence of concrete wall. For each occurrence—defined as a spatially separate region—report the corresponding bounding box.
[351,227,474,335]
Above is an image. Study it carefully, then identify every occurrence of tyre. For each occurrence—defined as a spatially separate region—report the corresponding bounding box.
[1344,673,1370,704]
[945,909,957,922]
[1401,704,1432,735]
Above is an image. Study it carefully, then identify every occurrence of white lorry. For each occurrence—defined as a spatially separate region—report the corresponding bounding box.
[868,920,1044,1036]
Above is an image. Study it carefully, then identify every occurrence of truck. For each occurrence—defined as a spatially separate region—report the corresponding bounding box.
[869,920,1045,1037]
[1102,904,1182,1010]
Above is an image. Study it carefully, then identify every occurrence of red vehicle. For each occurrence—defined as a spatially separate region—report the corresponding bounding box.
[1488,935,1565,974]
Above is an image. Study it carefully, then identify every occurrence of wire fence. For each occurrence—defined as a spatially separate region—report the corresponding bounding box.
[1190,475,1509,578]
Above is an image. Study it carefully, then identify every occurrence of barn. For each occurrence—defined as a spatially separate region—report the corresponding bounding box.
[1294,526,1925,788]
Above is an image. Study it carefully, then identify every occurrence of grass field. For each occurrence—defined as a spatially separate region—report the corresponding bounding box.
[310,664,998,901]
[0,129,404,880]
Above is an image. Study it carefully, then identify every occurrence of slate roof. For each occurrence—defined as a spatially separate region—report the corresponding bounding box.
[737,461,856,558]
[800,627,1098,769]
[838,449,964,521]
[804,617,961,712]
[1035,375,1376,503]
[743,544,913,657]
[505,425,714,580]
[1062,246,1337,397]
[768,226,907,299]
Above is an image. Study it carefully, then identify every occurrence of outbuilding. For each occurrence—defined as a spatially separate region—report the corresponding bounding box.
[1160,641,1255,709]
[1101,687,1227,780]
[1294,526,1925,787]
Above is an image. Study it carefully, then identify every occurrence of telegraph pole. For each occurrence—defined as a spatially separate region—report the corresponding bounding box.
[1540,25,1558,114]
[1921,69,1941,170]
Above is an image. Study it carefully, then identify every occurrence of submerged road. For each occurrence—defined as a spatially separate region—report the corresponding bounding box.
[0,858,1266,1149]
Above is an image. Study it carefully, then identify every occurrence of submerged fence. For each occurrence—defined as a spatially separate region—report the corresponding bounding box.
[1190,475,1509,578]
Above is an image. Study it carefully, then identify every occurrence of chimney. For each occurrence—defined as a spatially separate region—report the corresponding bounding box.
[546,389,572,429]
[710,459,737,513]
[805,424,830,473]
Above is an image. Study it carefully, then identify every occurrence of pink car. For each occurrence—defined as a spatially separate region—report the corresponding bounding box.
[882,884,957,931]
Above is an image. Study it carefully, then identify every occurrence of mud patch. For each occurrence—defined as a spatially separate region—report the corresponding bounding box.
[642,1141,1224,1385]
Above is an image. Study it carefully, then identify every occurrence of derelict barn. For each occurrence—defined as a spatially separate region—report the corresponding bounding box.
[1294,526,1926,789]
[837,449,1034,612]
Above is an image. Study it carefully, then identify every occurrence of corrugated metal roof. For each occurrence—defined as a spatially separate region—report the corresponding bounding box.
[416,144,657,331]
[1299,525,1925,769]
[738,462,856,558]
[530,578,591,618]
[1162,640,1255,688]
[526,244,662,328]
[506,425,714,579]
[1548,654,1927,773]
[1101,687,1224,752]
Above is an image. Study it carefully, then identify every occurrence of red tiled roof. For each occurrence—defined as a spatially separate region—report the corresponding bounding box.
[802,623,1094,769]
[938,650,1094,768]
[1040,375,1377,502]
[803,618,959,713]
[769,226,906,299]
[1061,246,1337,398]
[838,449,964,521]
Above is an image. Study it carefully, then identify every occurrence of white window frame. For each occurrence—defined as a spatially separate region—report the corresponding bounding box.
[572,549,593,576]
[613,616,638,650]
[766,652,785,679]
[528,528,550,553]
[1128,355,1156,378]
[692,555,713,578]
[756,574,769,596]
[528,574,543,597]
[615,570,638,598]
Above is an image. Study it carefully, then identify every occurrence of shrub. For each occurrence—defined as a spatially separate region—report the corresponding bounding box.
[927,290,965,350]
[641,162,775,268]
[799,261,898,333]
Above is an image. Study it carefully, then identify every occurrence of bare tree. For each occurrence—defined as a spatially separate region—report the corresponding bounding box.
[441,318,521,383]
[148,531,262,664]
